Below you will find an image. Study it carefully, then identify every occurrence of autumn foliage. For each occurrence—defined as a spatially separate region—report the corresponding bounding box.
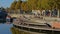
[10,0,60,11]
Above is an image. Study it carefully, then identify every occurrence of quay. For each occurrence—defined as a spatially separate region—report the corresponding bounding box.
[13,15,60,34]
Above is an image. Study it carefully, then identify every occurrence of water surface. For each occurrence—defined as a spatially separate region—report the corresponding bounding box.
[0,24,12,34]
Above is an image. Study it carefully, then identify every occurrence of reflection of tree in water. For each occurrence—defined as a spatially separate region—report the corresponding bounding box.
[11,27,31,34]
[11,27,59,34]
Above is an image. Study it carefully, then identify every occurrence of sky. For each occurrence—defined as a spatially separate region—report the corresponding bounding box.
[0,0,14,8]
[0,0,27,8]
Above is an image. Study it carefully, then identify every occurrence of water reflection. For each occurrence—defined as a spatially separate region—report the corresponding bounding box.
[0,24,45,34]
[0,24,12,34]
[0,24,59,34]
[11,27,31,34]
[11,27,46,34]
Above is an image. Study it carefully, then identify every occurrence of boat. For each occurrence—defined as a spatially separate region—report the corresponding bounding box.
[13,15,60,34]
[0,9,8,23]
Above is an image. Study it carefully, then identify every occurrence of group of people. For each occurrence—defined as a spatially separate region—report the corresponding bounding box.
[41,9,58,17]
[32,9,58,17]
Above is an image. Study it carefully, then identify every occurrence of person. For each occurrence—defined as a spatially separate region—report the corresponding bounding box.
[6,15,11,23]
[52,9,58,17]
[45,9,50,16]
[42,10,45,16]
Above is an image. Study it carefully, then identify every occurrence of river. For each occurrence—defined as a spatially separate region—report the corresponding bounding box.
[0,24,47,34]
[0,23,59,34]
[0,24,12,34]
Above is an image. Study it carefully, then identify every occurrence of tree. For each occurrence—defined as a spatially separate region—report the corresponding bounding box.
[21,2,29,11]
[15,0,22,10]
[27,0,50,10]
[10,0,17,10]
[27,0,38,10]
[54,0,60,9]
[48,0,55,9]
[10,0,60,12]
[48,0,60,9]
